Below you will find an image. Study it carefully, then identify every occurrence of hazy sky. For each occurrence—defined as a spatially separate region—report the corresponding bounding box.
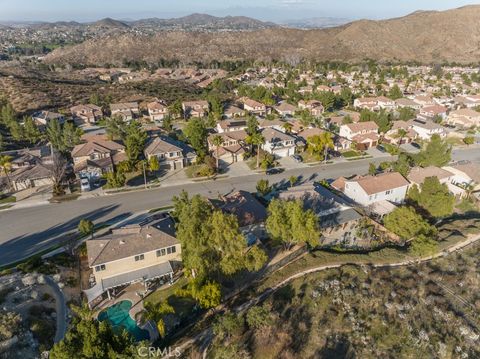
[0,0,477,22]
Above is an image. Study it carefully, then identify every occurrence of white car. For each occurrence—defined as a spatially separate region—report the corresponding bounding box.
[80,178,91,192]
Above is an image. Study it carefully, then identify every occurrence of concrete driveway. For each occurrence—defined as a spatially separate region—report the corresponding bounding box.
[277,156,309,170]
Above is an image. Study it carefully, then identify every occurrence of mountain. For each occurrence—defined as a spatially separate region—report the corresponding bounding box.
[281,17,351,29]
[43,5,480,65]
[129,13,277,30]
[89,18,130,29]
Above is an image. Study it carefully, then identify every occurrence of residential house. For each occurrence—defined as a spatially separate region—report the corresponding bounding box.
[274,102,298,117]
[10,163,54,191]
[212,190,268,244]
[383,121,417,145]
[298,100,324,117]
[147,100,169,122]
[446,109,480,128]
[71,137,126,180]
[260,128,296,157]
[339,121,379,150]
[353,97,379,111]
[412,95,435,107]
[70,104,103,125]
[216,118,248,133]
[182,100,209,118]
[376,96,396,110]
[223,104,246,119]
[395,98,422,110]
[1,146,52,170]
[83,216,181,307]
[418,105,448,121]
[144,136,196,170]
[32,111,65,128]
[334,172,410,207]
[110,102,140,121]
[442,162,480,194]
[407,166,454,188]
[279,183,363,245]
[408,119,446,140]
[208,130,248,164]
[240,98,267,117]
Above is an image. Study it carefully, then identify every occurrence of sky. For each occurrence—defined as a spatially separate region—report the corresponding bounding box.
[0,0,477,22]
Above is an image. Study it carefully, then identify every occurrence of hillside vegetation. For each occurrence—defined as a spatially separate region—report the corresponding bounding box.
[44,6,480,66]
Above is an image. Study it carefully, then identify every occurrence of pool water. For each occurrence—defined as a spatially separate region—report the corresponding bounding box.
[98,300,150,341]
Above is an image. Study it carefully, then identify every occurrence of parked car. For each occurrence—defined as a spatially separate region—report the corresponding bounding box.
[376,145,386,153]
[80,177,91,192]
[291,154,303,162]
[266,168,284,175]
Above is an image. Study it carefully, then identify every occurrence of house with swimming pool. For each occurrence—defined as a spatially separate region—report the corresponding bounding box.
[83,216,182,308]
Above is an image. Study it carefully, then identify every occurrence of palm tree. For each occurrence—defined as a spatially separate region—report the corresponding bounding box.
[247,132,265,168]
[0,155,13,190]
[211,135,224,172]
[282,122,293,134]
[142,301,175,337]
[397,128,407,148]
[320,132,335,163]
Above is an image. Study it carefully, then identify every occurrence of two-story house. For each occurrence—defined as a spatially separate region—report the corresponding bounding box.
[223,104,246,119]
[261,128,296,157]
[240,98,267,117]
[408,119,446,140]
[70,104,103,126]
[147,100,169,122]
[298,100,324,117]
[216,118,248,133]
[339,121,380,150]
[84,216,181,307]
[446,109,480,128]
[353,97,379,111]
[32,111,65,128]
[144,136,196,170]
[182,100,209,119]
[334,172,410,207]
[418,105,448,121]
[208,130,248,164]
[110,102,140,121]
[274,102,298,117]
[376,96,396,110]
[383,120,417,145]
[71,137,126,180]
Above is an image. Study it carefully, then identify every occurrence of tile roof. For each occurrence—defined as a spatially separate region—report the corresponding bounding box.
[349,172,410,195]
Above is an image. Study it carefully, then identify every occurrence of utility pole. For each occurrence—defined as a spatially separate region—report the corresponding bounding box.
[142,160,147,189]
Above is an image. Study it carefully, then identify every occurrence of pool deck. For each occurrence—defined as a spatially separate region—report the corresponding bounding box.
[94,282,147,321]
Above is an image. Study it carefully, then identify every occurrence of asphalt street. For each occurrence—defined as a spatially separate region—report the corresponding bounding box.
[0,147,478,266]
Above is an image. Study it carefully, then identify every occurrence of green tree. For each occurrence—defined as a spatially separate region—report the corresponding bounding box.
[266,199,320,250]
[307,132,334,161]
[191,280,222,309]
[289,175,298,187]
[148,155,160,174]
[211,135,224,171]
[256,179,271,196]
[388,85,403,100]
[62,122,83,151]
[46,119,66,153]
[416,134,451,167]
[0,155,13,190]
[396,128,407,147]
[142,301,174,337]
[78,219,94,239]
[213,312,244,340]
[246,304,273,330]
[463,136,475,145]
[172,191,267,282]
[124,122,147,165]
[104,170,126,188]
[105,116,127,141]
[408,177,454,218]
[23,116,41,144]
[49,304,141,359]
[246,132,265,168]
[398,107,416,121]
[368,162,377,176]
[384,206,435,240]
[183,118,208,159]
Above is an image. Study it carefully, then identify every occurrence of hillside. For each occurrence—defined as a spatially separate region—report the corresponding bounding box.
[44,5,480,65]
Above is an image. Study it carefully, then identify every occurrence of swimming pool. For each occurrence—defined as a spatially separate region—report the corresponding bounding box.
[98,300,150,341]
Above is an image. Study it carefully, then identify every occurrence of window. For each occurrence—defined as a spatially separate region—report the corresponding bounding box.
[157,248,166,257]
[167,246,172,254]
[171,246,176,253]
[385,190,392,195]
[95,264,106,272]
[135,254,145,261]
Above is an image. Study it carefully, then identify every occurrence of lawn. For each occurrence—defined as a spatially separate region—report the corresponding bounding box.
[341,150,364,158]
[0,195,16,204]
[145,276,196,319]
